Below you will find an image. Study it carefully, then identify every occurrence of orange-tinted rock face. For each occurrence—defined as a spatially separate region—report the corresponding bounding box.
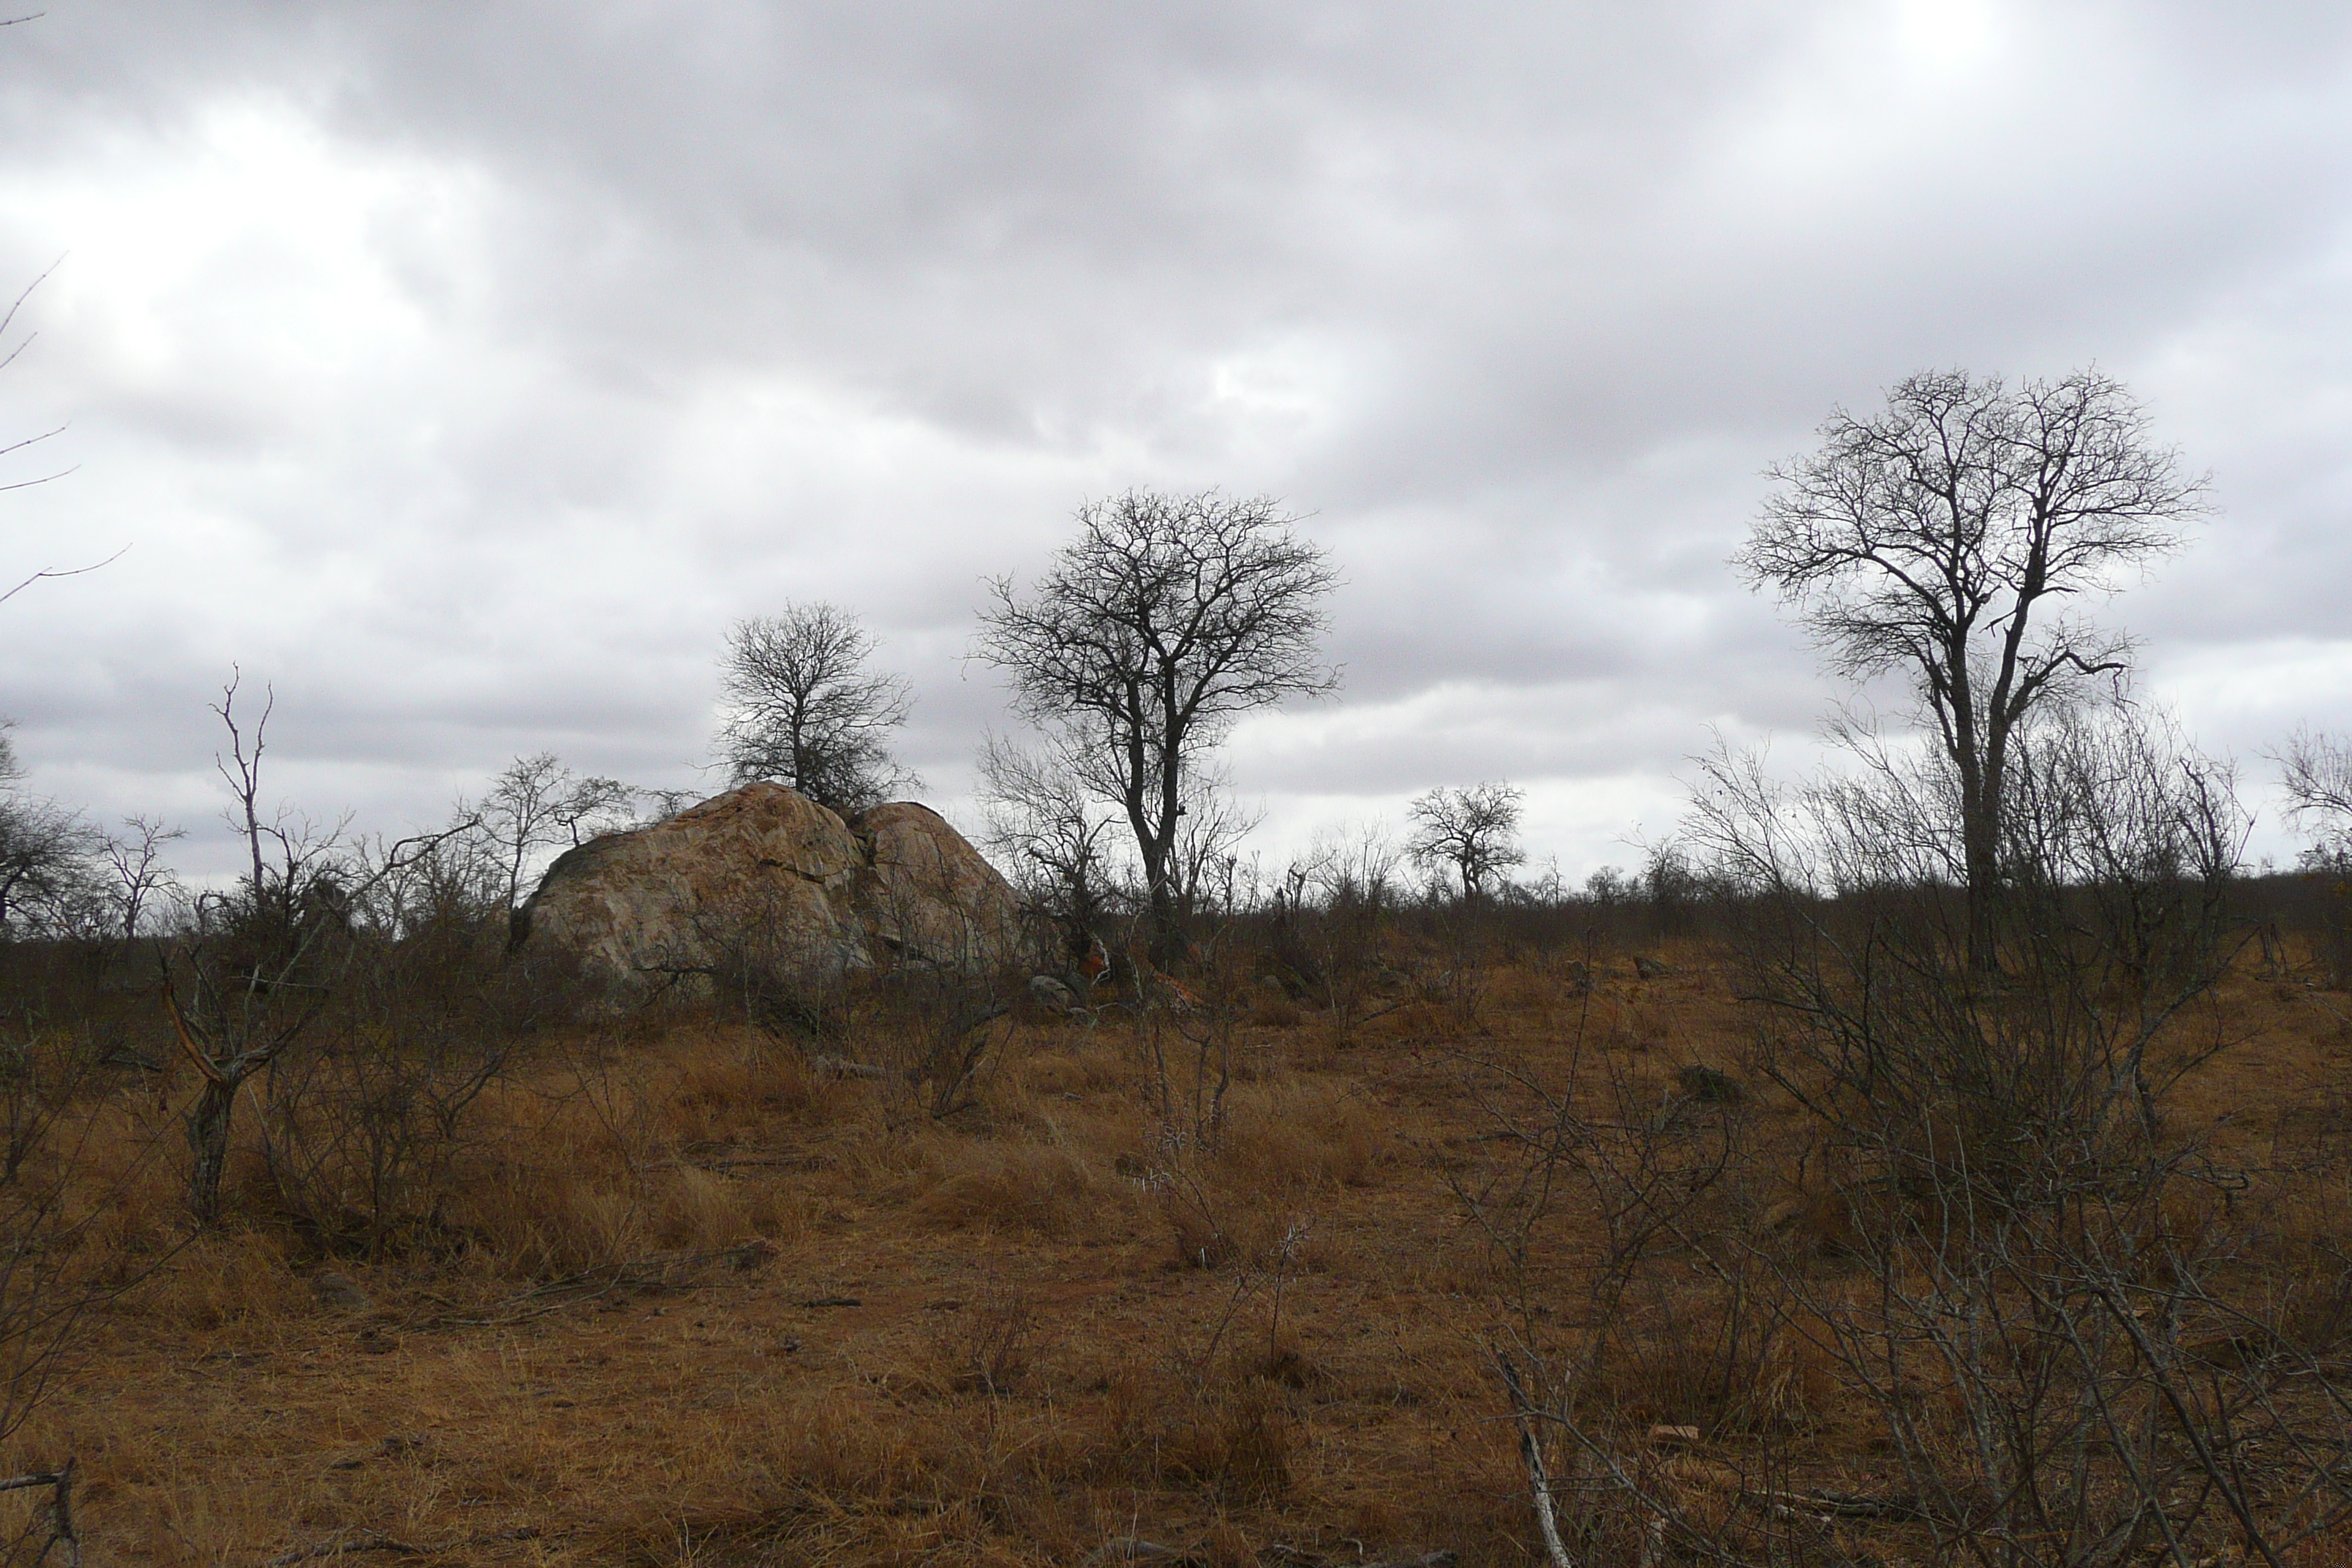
[517,783,1020,982]
[851,802,1024,970]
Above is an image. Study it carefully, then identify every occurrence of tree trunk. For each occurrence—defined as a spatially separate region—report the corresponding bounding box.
[1144,697,1187,968]
[184,1073,238,1227]
[1145,874,1177,968]
[1136,808,1179,968]
[1964,705,2014,976]
[1950,663,2001,976]
[1963,816,2001,975]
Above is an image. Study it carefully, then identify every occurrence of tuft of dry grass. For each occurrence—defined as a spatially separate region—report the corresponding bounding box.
[909,1141,1108,1237]
[1217,1082,1388,1191]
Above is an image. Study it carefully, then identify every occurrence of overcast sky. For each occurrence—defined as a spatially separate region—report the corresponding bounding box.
[1,1,2348,884]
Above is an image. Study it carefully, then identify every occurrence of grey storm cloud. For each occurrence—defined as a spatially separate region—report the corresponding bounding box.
[0,0,2348,878]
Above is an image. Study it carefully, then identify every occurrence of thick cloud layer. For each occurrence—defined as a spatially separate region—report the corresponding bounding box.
[0,1,2347,880]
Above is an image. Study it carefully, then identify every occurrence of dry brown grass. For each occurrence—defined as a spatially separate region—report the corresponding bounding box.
[0,940,2342,1565]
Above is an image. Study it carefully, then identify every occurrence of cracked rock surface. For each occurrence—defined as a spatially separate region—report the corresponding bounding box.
[516,782,1021,983]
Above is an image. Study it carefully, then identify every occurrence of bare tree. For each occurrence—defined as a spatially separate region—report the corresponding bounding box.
[1737,368,2206,968]
[163,678,469,1226]
[2275,731,2352,980]
[1654,707,2323,1565]
[0,797,92,938]
[976,489,1338,957]
[1304,818,1405,913]
[465,753,638,913]
[1270,820,1407,1044]
[0,725,95,938]
[975,728,1117,930]
[94,815,183,946]
[2277,725,2352,863]
[715,603,914,815]
[1407,781,1526,900]
[552,774,633,846]
[638,786,697,823]
[1167,753,1263,922]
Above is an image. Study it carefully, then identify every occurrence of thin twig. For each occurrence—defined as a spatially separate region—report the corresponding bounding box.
[0,546,122,606]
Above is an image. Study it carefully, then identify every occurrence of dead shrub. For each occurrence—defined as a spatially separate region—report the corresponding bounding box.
[685,902,856,1049]
[932,1281,1036,1396]
[648,1166,761,1251]
[1092,1331,1303,1499]
[246,1020,525,1258]
[1384,994,1452,1040]
[1284,1028,1343,1076]
[1160,1181,1286,1272]
[1755,1183,1862,1259]
[1257,1343,1317,1389]
[463,1169,646,1276]
[1201,1520,1258,1568]
[55,1098,181,1263]
[1146,1080,1384,1270]
[410,1020,827,1275]
[1597,1289,1836,1437]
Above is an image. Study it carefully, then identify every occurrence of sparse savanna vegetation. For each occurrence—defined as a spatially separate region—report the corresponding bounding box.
[0,862,2350,1567]
[0,415,2348,1568]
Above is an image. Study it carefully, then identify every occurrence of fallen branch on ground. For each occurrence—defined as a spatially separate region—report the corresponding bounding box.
[0,1460,78,1568]
[1749,1488,1926,1523]
[1492,1350,1575,1568]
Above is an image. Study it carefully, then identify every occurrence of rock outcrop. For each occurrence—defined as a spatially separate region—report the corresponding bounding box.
[515,783,1020,982]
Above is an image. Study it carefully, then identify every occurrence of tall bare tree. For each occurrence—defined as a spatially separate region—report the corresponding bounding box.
[715,603,914,815]
[976,490,1338,957]
[1738,368,2205,968]
[1408,781,1526,900]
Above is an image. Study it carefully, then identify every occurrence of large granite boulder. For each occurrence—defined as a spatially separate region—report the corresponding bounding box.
[853,802,1024,969]
[515,783,1020,982]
